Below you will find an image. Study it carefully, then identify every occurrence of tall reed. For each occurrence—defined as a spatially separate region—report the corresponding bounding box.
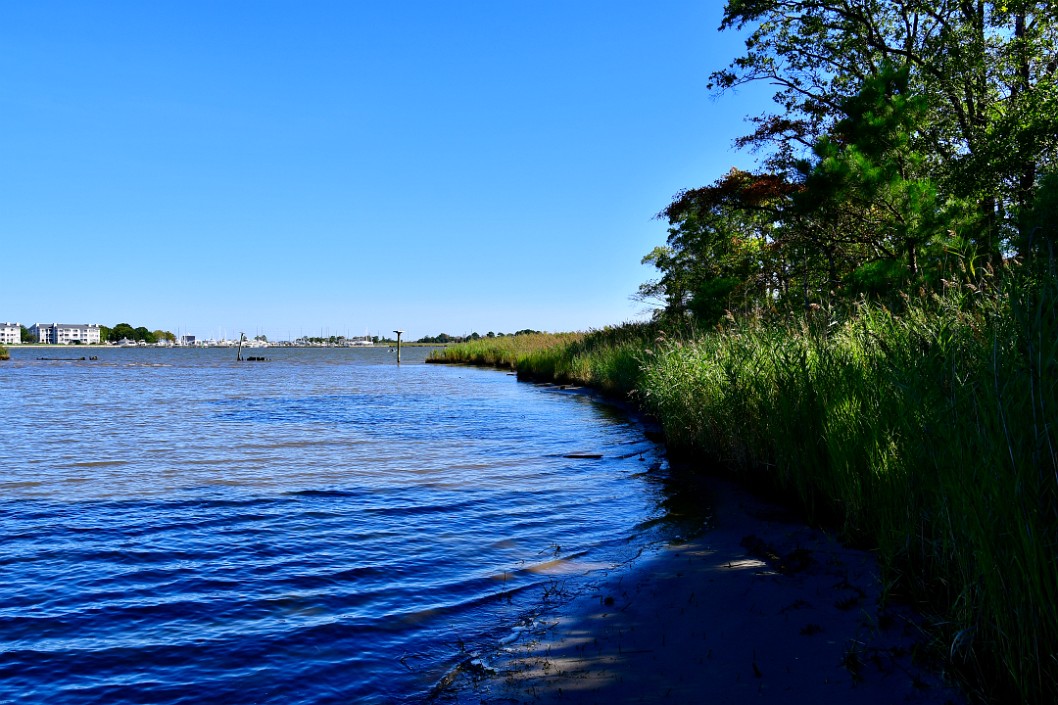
[426,333,584,371]
[431,277,1056,701]
[0,344,8,361]
[638,276,1057,702]
[428,324,659,397]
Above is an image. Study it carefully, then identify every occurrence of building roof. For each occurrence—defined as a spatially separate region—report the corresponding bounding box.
[32,323,101,329]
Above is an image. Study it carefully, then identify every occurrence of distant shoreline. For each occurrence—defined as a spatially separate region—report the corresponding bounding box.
[4,343,445,349]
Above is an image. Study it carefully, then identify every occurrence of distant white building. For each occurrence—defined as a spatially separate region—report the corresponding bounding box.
[31,323,102,345]
[0,322,21,345]
[180,335,197,346]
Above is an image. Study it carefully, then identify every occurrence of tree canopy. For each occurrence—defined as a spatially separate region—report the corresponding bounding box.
[415,329,542,344]
[104,323,174,344]
[644,1,1057,321]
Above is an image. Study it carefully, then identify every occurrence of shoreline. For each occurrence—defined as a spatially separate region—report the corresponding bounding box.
[1,343,440,349]
[442,474,967,704]
[428,373,968,704]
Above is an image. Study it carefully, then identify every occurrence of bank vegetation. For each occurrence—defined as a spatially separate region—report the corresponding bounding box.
[434,4,1057,700]
[431,268,1056,702]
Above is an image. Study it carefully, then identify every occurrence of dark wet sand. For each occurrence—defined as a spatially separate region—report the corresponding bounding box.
[446,476,966,705]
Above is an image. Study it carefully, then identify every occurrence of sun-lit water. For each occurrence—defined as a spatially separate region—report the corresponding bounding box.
[0,346,690,704]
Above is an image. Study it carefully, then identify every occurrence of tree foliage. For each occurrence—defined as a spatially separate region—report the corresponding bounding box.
[640,168,798,321]
[106,323,163,344]
[644,1,1057,320]
[638,6,1058,699]
[415,329,542,344]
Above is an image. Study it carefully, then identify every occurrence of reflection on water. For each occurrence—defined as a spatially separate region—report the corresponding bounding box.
[0,346,698,704]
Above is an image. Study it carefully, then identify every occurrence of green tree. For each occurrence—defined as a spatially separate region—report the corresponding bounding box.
[415,333,457,344]
[1021,169,1058,268]
[109,323,136,342]
[134,326,156,344]
[795,66,957,284]
[644,169,798,320]
[713,1,1058,260]
[20,326,35,343]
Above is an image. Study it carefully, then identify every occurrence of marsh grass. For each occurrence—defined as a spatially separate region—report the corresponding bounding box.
[0,344,8,360]
[431,277,1056,701]
[428,325,659,397]
[426,333,584,371]
[639,276,1057,702]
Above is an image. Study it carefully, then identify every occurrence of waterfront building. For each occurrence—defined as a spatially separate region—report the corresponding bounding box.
[30,323,102,345]
[180,335,197,346]
[0,322,21,345]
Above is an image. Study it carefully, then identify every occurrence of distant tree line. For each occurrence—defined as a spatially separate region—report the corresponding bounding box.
[415,329,541,344]
[99,323,176,344]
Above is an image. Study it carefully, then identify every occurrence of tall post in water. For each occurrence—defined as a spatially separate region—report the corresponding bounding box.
[236,332,245,362]
[393,330,404,364]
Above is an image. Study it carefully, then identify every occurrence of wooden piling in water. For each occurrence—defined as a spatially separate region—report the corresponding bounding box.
[393,330,404,364]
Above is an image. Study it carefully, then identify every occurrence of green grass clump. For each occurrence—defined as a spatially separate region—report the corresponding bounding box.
[426,332,584,370]
[638,276,1058,702]
[431,276,1057,701]
[428,323,664,398]
[0,344,8,360]
[522,323,660,397]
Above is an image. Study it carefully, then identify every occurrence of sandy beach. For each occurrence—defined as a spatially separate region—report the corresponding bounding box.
[443,475,967,705]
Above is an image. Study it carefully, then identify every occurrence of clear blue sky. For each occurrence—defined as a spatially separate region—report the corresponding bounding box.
[2,1,771,341]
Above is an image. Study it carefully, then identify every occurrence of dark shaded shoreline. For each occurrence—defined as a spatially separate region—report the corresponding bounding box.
[427,369,968,704]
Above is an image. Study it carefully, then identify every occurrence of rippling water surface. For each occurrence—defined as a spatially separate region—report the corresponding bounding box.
[0,346,682,704]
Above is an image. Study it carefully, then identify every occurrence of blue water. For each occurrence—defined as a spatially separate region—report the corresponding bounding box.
[0,346,684,704]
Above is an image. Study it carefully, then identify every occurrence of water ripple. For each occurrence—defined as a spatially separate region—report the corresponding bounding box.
[0,347,680,704]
